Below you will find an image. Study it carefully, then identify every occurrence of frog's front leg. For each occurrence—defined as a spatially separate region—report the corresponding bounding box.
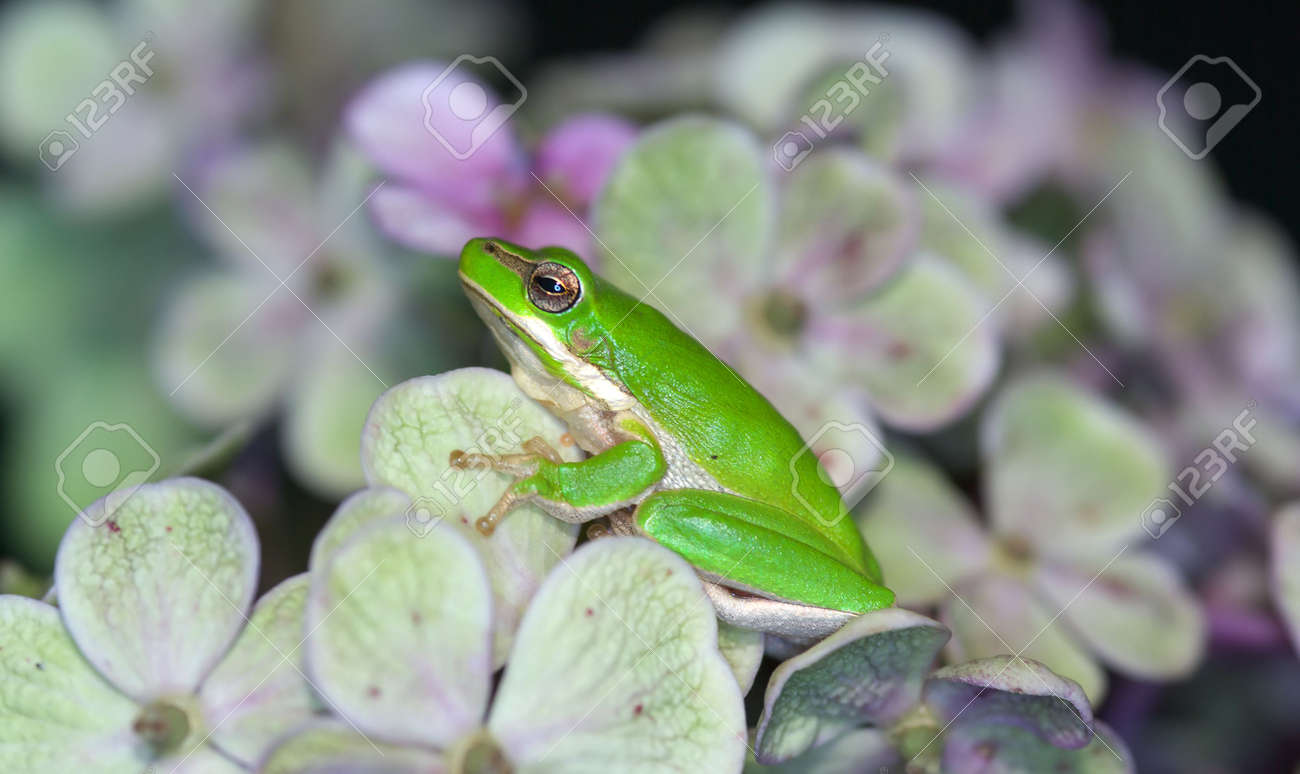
[451,431,666,536]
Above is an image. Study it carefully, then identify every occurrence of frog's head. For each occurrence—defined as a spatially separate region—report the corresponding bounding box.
[458,237,612,395]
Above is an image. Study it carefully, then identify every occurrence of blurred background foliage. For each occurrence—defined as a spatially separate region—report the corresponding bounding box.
[0,0,1297,771]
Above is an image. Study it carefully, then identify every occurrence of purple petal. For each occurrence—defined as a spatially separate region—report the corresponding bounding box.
[368,184,502,256]
[924,655,1094,750]
[345,62,525,209]
[534,114,638,207]
[511,200,593,254]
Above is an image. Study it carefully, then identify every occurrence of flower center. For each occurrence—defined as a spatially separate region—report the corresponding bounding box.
[132,700,191,758]
[753,288,809,343]
[450,728,514,774]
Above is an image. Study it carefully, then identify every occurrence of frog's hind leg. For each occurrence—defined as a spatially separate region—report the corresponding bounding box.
[634,489,894,627]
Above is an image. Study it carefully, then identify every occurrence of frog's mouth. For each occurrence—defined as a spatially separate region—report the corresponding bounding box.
[459,274,551,366]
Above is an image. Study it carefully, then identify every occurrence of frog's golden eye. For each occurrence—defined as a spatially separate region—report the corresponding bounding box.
[528,262,581,312]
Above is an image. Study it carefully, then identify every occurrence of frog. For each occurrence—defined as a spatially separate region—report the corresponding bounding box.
[453,237,894,639]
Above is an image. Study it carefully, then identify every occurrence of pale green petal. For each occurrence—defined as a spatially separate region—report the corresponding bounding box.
[199,575,318,767]
[713,4,976,149]
[924,656,1093,749]
[1271,503,1300,653]
[257,722,446,774]
[745,728,900,774]
[0,596,141,774]
[309,487,413,573]
[940,719,1134,774]
[982,375,1168,556]
[305,518,493,748]
[489,538,747,774]
[360,369,581,666]
[823,256,999,431]
[941,573,1106,704]
[53,477,260,700]
[283,345,387,499]
[776,149,917,301]
[753,607,948,764]
[854,453,991,606]
[592,115,774,343]
[0,1,119,156]
[155,272,298,426]
[1035,554,1204,679]
[717,620,764,695]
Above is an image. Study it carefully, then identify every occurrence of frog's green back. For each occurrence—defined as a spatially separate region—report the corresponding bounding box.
[582,275,880,580]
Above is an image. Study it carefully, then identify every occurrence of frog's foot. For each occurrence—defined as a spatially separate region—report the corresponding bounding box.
[449,436,564,477]
[473,489,527,537]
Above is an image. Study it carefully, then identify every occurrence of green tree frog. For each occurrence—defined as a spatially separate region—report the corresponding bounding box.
[454,238,894,639]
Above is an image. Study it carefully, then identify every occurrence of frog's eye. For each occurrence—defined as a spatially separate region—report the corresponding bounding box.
[528,262,581,312]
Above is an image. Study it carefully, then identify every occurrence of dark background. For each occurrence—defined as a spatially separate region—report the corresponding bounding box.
[516,0,1299,244]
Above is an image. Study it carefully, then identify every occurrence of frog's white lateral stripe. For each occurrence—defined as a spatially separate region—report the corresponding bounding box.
[460,275,635,410]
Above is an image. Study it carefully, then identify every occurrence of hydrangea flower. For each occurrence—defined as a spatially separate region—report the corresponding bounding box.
[1272,504,1300,653]
[0,0,266,214]
[747,608,1133,772]
[259,528,746,772]
[0,477,316,772]
[591,114,998,493]
[857,374,1205,702]
[319,367,586,666]
[156,139,408,497]
[345,61,637,258]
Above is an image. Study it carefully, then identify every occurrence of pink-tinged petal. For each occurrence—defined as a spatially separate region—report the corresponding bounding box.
[942,573,1106,703]
[489,539,747,773]
[534,114,638,207]
[344,62,524,209]
[941,718,1134,774]
[924,656,1094,750]
[198,575,318,767]
[511,199,593,254]
[753,608,948,764]
[776,149,919,302]
[855,453,991,606]
[368,183,500,256]
[1271,503,1300,654]
[54,478,260,700]
[1034,553,1205,680]
[184,142,321,275]
[305,517,493,748]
